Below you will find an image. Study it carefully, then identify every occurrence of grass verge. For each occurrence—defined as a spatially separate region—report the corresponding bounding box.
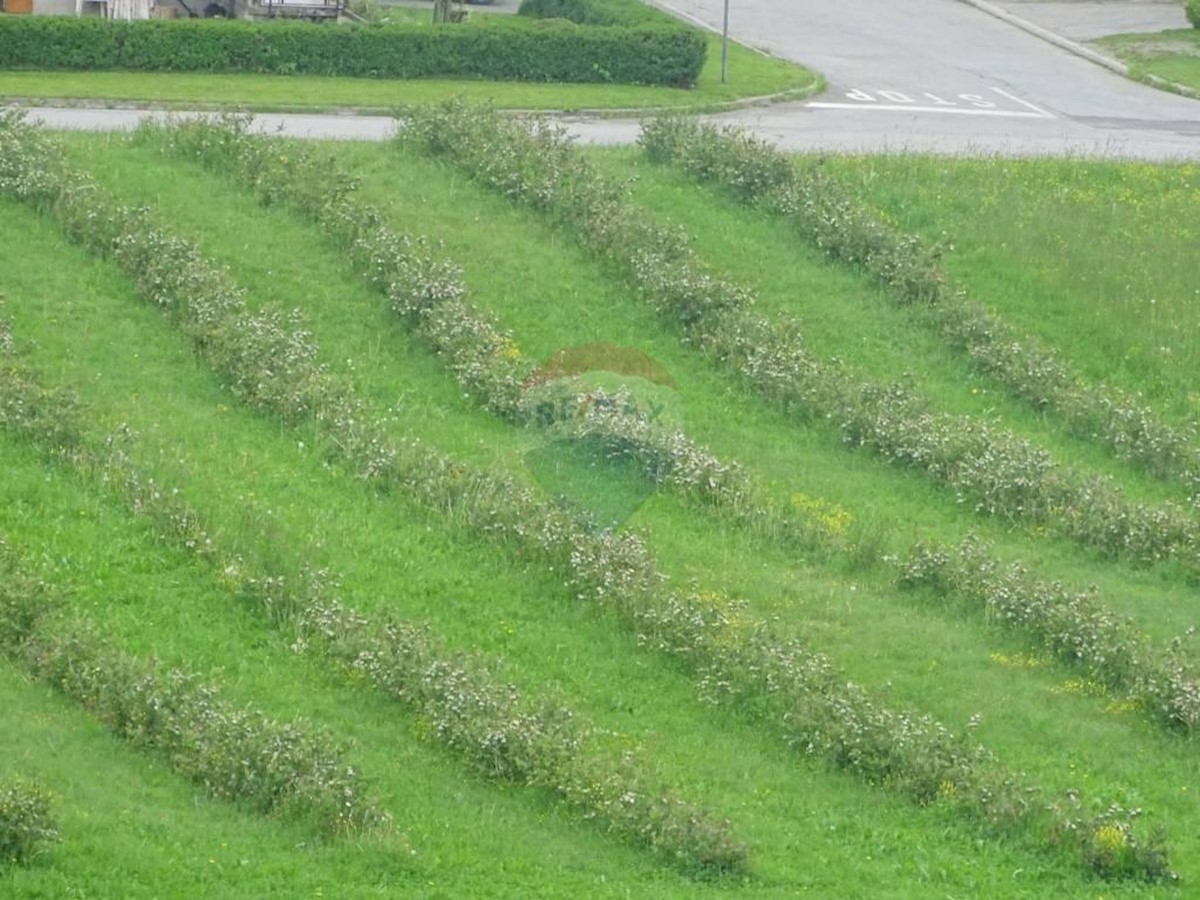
[1096,29,1200,96]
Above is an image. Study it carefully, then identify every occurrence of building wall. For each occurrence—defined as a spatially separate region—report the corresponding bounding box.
[33,0,79,14]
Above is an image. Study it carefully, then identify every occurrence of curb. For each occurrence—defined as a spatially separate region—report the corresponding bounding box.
[1141,70,1200,100]
[0,77,825,122]
[957,0,1130,76]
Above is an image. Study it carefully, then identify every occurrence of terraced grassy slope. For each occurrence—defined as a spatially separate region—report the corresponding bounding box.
[1,113,1198,898]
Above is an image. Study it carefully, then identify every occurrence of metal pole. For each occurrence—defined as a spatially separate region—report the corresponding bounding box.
[721,0,730,83]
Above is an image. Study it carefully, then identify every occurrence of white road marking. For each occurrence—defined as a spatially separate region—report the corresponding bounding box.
[806,103,1051,117]
[990,87,1054,118]
[808,87,1055,119]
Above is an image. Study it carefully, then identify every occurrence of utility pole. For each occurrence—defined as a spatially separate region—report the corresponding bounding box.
[721,0,730,84]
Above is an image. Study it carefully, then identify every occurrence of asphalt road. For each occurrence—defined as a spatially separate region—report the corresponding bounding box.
[16,0,1200,158]
[640,0,1200,158]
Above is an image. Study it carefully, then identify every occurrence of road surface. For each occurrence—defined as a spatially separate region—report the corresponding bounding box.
[645,0,1200,158]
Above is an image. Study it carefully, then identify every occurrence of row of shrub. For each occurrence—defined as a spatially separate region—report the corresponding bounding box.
[126,462,750,872]
[128,113,1197,872]
[636,116,1200,494]
[1,267,749,874]
[143,107,1200,745]
[141,116,1200,746]
[142,115,885,562]
[9,271,1190,883]
[118,451,749,874]
[0,13,705,86]
[1187,0,1199,29]
[292,573,748,870]
[141,117,772,527]
[899,536,1200,734]
[9,135,1200,768]
[399,101,1200,577]
[0,781,58,866]
[0,534,388,837]
[0,113,1175,880]
[0,311,746,874]
[391,95,1200,743]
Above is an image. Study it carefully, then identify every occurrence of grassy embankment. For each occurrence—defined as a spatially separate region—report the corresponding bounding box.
[1,126,1197,898]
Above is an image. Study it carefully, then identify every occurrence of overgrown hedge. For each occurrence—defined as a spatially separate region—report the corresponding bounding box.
[0,14,705,86]
[1188,0,1199,29]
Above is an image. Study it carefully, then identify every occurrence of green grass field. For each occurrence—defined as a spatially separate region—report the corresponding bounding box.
[1,118,1198,898]
[1097,29,1200,95]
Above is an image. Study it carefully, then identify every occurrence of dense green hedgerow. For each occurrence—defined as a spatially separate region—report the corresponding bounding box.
[0,15,705,87]
[1187,0,1200,29]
